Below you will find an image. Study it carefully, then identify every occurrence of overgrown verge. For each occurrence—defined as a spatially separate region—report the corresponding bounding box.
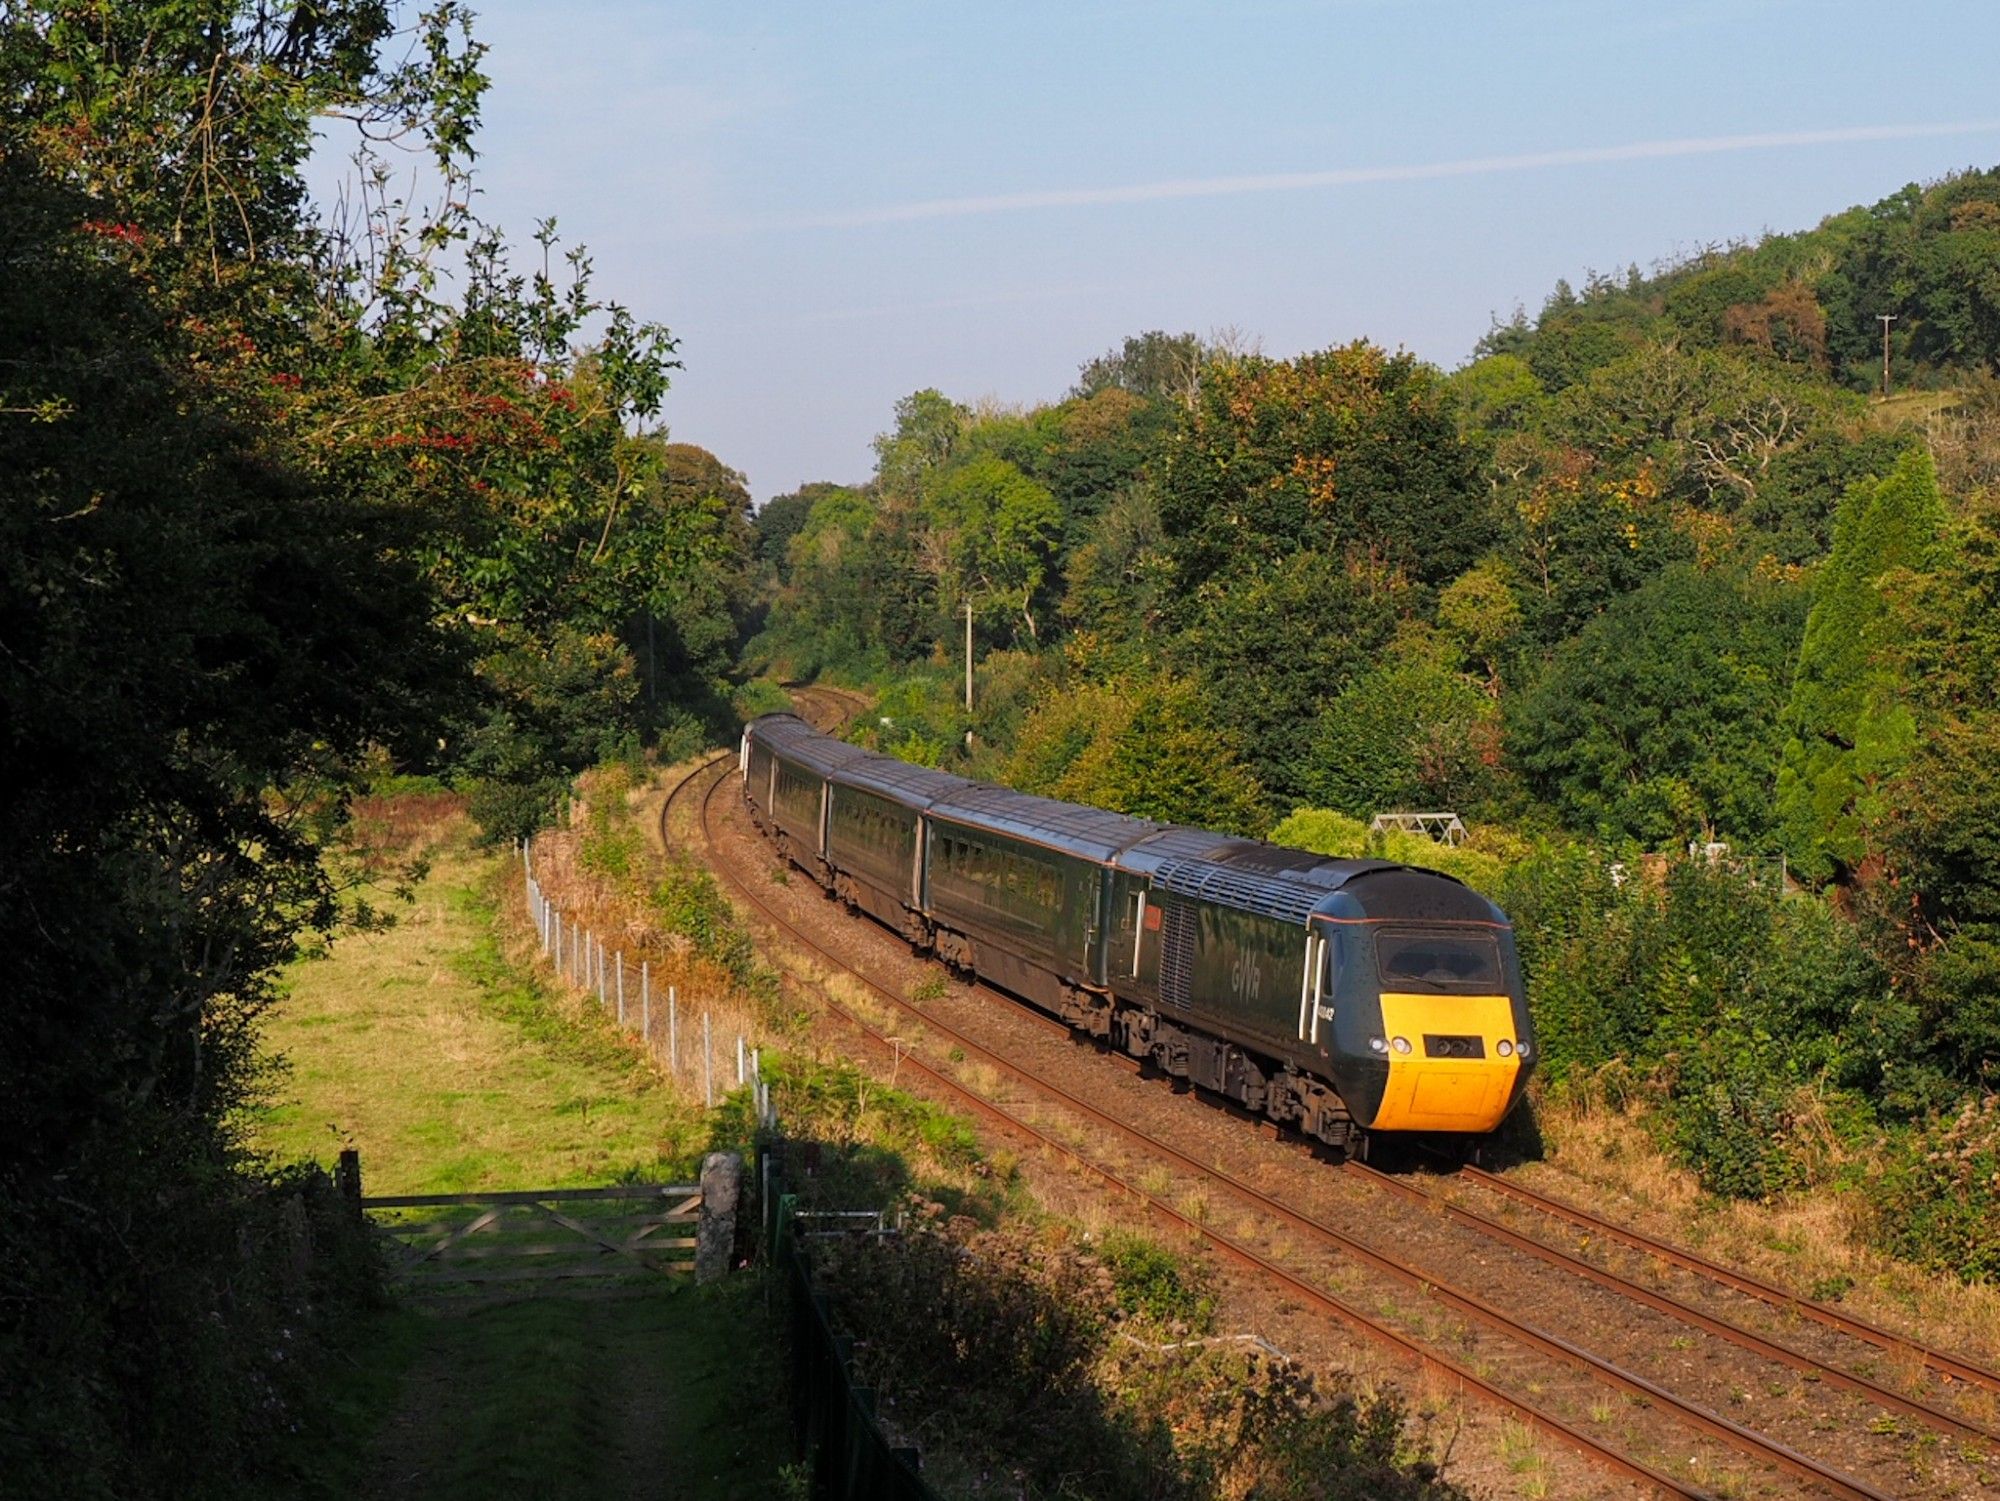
[808,1203,1461,1501]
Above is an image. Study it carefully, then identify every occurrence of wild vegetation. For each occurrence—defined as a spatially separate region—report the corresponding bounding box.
[2,2,760,1493]
[10,0,2000,1491]
[745,169,2000,1284]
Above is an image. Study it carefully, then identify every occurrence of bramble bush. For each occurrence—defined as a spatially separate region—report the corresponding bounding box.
[1865,1095,2000,1282]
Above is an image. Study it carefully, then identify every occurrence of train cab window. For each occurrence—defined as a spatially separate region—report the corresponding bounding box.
[1373,928,1502,990]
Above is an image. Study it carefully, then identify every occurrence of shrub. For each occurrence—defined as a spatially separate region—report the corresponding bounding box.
[1268,808,1520,896]
[1095,1231,1217,1329]
[1866,1095,2000,1281]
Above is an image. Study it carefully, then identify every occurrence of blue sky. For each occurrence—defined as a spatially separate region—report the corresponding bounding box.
[385,2,2000,500]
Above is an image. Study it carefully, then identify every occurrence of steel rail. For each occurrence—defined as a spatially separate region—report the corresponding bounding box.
[683,754,1904,1501]
[1447,1162,2000,1400]
[1346,1160,2000,1449]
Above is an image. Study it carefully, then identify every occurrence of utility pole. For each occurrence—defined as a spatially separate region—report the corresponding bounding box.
[1878,313,1897,398]
[963,601,974,750]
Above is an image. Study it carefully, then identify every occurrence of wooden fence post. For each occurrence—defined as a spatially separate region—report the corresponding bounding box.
[697,1151,741,1283]
[336,1148,363,1224]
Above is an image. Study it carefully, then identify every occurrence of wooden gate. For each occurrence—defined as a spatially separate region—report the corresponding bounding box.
[363,1183,703,1292]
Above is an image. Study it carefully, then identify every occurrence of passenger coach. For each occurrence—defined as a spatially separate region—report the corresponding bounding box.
[740,713,1534,1152]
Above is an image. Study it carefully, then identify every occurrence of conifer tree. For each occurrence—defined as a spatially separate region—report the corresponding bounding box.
[1776,448,1947,880]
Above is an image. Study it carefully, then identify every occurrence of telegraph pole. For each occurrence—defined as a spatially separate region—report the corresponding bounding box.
[1878,313,1897,397]
[963,601,974,750]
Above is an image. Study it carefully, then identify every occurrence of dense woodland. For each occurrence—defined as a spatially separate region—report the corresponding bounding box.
[7,1,2000,1492]
[747,168,2000,1278]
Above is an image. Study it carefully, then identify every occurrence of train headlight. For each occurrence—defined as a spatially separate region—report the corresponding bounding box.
[1390,1036,1412,1055]
[1368,1036,1388,1054]
[1517,1042,1533,1059]
[1496,1039,1514,1058]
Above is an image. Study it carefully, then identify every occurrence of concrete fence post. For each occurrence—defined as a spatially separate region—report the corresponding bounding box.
[669,986,678,1073]
[641,961,651,1040]
[696,1151,741,1283]
[616,953,626,1026]
[736,1034,745,1086]
[703,1011,713,1108]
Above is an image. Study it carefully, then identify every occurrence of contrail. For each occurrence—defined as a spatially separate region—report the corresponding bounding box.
[780,122,2000,230]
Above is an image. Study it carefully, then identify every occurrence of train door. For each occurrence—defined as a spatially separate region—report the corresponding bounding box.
[1295,927,1328,1046]
[1107,873,1160,996]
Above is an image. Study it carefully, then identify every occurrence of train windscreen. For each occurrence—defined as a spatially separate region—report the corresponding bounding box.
[1373,928,1503,990]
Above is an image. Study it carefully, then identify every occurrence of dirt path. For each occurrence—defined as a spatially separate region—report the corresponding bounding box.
[361,1286,783,1501]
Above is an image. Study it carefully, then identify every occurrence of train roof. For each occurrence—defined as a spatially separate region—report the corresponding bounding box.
[927,783,1162,864]
[748,710,1504,926]
[1110,825,1239,876]
[828,753,978,807]
[749,713,874,778]
[1151,840,1500,927]
[1150,845,1389,925]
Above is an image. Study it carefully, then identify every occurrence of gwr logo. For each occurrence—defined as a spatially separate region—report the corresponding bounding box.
[1230,948,1262,1003]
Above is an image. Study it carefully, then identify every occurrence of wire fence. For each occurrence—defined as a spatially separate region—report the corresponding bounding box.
[517,839,776,1127]
[520,833,932,1490]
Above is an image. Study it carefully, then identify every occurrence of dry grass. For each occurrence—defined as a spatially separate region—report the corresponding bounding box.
[521,762,777,1110]
[1529,1093,2000,1369]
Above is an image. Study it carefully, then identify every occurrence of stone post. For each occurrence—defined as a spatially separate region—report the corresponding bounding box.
[696,1150,741,1283]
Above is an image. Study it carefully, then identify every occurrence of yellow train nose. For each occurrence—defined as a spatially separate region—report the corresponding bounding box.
[1370,993,1524,1132]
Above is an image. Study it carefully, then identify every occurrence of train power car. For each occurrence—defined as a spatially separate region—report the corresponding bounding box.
[740,713,1534,1152]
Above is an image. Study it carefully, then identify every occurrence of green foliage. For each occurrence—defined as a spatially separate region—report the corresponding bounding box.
[1073,329,1209,405]
[812,1205,1460,1501]
[1094,1232,1217,1329]
[1865,1096,2000,1281]
[460,626,643,839]
[1,1,759,1480]
[1511,563,1804,845]
[1777,449,1946,880]
[651,859,759,985]
[1008,675,1270,835]
[732,677,794,721]
[1447,353,1544,436]
[1501,853,1891,1197]
[921,452,1062,646]
[1489,168,2000,394]
[1436,557,1523,684]
[1157,341,1489,593]
[0,23,465,1485]
[1267,810,1516,897]
[1493,843,1645,1082]
[1174,548,1397,804]
[1304,637,1500,819]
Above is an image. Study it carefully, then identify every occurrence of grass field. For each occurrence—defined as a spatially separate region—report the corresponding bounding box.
[255,814,788,1501]
[258,840,710,1194]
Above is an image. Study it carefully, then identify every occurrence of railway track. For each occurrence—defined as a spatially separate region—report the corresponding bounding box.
[666,705,2000,1500]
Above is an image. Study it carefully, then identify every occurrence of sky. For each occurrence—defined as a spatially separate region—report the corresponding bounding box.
[341,1,2000,501]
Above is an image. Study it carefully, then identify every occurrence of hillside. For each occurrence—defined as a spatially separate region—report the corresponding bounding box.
[1475,165,2000,397]
[744,164,2000,1282]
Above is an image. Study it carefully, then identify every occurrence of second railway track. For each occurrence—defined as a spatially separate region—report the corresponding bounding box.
[664,712,2000,1501]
